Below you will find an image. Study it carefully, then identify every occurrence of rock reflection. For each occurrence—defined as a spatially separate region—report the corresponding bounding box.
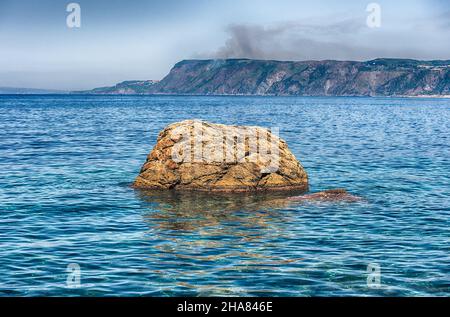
[134,189,307,295]
[135,189,298,233]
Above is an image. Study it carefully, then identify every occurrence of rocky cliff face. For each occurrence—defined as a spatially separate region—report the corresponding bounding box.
[82,58,450,97]
[133,120,309,192]
[153,58,450,96]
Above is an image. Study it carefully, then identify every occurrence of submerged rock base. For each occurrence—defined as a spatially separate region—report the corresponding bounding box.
[288,189,363,203]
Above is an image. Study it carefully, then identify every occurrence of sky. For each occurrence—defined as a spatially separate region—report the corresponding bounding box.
[0,0,449,90]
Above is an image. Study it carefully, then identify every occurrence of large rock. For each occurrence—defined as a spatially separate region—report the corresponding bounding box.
[133,120,308,192]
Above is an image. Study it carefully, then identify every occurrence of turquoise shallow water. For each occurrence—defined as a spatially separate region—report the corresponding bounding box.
[0,95,449,296]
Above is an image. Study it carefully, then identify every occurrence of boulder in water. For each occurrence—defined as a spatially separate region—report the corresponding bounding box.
[133,120,308,192]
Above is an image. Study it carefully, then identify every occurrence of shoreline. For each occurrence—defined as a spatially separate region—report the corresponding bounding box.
[1,93,450,99]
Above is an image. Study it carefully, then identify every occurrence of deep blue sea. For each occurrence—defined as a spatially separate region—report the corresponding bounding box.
[0,95,449,296]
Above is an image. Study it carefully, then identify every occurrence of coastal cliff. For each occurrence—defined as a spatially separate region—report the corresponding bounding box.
[80,58,450,97]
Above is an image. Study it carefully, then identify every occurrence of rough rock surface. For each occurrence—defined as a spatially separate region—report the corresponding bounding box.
[133,120,308,192]
[288,189,362,202]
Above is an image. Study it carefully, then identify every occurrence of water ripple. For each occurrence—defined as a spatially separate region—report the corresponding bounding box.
[0,95,449,296]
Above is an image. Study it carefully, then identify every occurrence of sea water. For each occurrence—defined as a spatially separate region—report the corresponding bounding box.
[0,95,449,296]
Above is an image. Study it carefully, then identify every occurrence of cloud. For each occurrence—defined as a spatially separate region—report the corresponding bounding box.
[208,20,374,61]
[205,15,450,61]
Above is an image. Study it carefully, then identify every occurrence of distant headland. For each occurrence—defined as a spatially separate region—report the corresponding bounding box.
[0,87,67,94]
[76,58,450,98]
